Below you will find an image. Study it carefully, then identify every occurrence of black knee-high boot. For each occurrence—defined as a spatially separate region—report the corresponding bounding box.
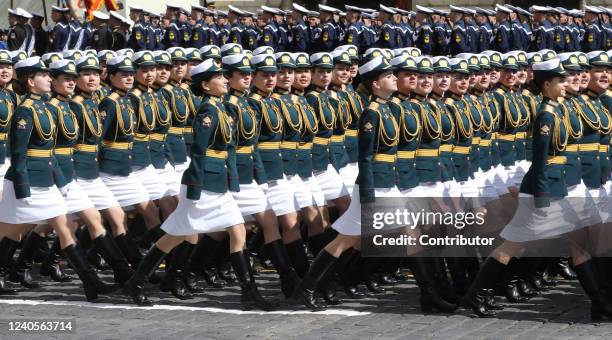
[263,239,301,298]
[428,257,461,304]
[0,238,18,295]
[574,259,612,321]
[138,225,166,250]
[186,235,225,288]
[306,233,341,304]
[446,257,470,296]
[114,234,143,267]
[93,232,134,284]
[247,229,271,269]
[214,237,236,283]
[160,241,194,299]
[292,249,339,311]
[337,249,367,299]
[9,232,46,288]
[360,258,385,294]
[79,227,107,271]
[494,257,526,303]
[63,243,119,301]
[409,257,458,313]
[595,257,612,299]
[461,257,508,318]
[123,245,167,306]
[284,239,310,278]
[307,232,331,259]
[509,258,537,299]
[230,250,276,311]
[40,236,72,282]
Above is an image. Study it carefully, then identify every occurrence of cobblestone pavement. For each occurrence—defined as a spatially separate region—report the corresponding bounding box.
[0,264,612,339]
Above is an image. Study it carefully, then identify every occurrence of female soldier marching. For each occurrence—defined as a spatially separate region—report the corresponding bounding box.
[0,57,117,301]
[123,59,275,311]
[293,56,402,311]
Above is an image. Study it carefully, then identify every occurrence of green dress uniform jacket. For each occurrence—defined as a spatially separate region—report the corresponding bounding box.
[0,86,18,163]
[327,86,350,171]
[389,93,420,190]
[430,94,456,182]
[306,87,336,172]
[464,93,484,173]
[357,96,399,203]
[513,90,531,162]
[150,85,171,170]
[5,94,66,199]
[473,90,495,172]
[445,93,474,182]
[522,89,539,161]
[161,81,190,165]
[180,81,199,148]
[338,87,364,164]
[519,98,568,208]
[559,96,583,187]
[225,88,266,185]
[492,85,521,167]
[486,91,502,168]
[272,89,301,177]
[47,94,78,186]
[576,91,606,188]
[129,84,158,168]
[70,90,103,180]
[292,90,319,179]
[98,89,136,177]
[183,96,239,200]
[410,94,443,183]
[247,88,284,181]
[597,89,612,183]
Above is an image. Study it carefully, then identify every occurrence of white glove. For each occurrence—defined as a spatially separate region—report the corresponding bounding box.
[19,197,32,205]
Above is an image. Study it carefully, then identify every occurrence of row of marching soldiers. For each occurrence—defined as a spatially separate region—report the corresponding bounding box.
[1,42,612,318]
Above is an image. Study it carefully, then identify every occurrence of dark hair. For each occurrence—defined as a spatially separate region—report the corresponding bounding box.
[190,72,219,96]
[361,70,392,89]
[532,71,563,95]
[17,73,37,94]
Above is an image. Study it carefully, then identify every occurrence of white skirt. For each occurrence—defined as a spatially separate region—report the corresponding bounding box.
[161,185,245,236]
[315,164,349,203]
[76,177,120,210]
[0,158,9,182]
[332,184,403,236]
[265,176,299,216]
[289,175,316,209]
[232,181,272,217]
[132,165,168,201]
[500,193,581,242]
[174,161,189,179]
[510,160,529,187]
[565,181,602,227]
[413,181,447,197]
[99,172,150,208]
[0,180,68,224]
[63,180,95,214]
[338,162,359,195]
[444,180,463,199]
[156,163,181,197]
[491,165,510,195]
[304,175,326,207]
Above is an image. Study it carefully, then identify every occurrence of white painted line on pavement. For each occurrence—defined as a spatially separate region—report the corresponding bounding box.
[0,299,371,316]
